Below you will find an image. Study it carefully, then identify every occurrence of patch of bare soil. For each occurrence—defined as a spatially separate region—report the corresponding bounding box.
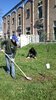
[32,73,53,83]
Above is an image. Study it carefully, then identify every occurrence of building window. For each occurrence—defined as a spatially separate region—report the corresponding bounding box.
[17,26,22,32]
[8,20,10,24]
[4,23,6,29]
[54,0,56,6]
[12,18,14,25]
[26,27,30,34]
[17,14,22,34]
[18,15,21,26]
[54,27,56,39]
[38,1,43,19]
[26,9,30,19]
[7,20,10,28]
[53,21,56,40]
[54,0,56,8]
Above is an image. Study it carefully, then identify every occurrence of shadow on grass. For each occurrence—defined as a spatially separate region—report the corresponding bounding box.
[0,65,7,72]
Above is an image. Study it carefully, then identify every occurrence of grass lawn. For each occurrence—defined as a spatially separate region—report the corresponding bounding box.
[0,43,56,100]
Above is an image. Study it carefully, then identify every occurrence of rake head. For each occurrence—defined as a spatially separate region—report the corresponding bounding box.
[26,76,32,80]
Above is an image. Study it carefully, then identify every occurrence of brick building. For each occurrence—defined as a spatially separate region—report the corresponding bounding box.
[2,0,56,42]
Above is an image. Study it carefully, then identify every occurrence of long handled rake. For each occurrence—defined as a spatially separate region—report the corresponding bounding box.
[2,50,32,80]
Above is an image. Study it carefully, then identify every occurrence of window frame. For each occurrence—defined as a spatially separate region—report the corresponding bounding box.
[38,1,43,19]
[53,21,56,40]
[26,27,30,35]
[18,15,21,26]
[26,8,30,19]
[12,18,15,25]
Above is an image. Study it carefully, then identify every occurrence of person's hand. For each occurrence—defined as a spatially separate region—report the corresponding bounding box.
[11,58,14,62]
[0,49,4,52]
[1,49,4,52]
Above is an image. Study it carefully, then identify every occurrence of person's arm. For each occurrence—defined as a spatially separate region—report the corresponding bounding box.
[1,40,7,50]
[12,47,17,58]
